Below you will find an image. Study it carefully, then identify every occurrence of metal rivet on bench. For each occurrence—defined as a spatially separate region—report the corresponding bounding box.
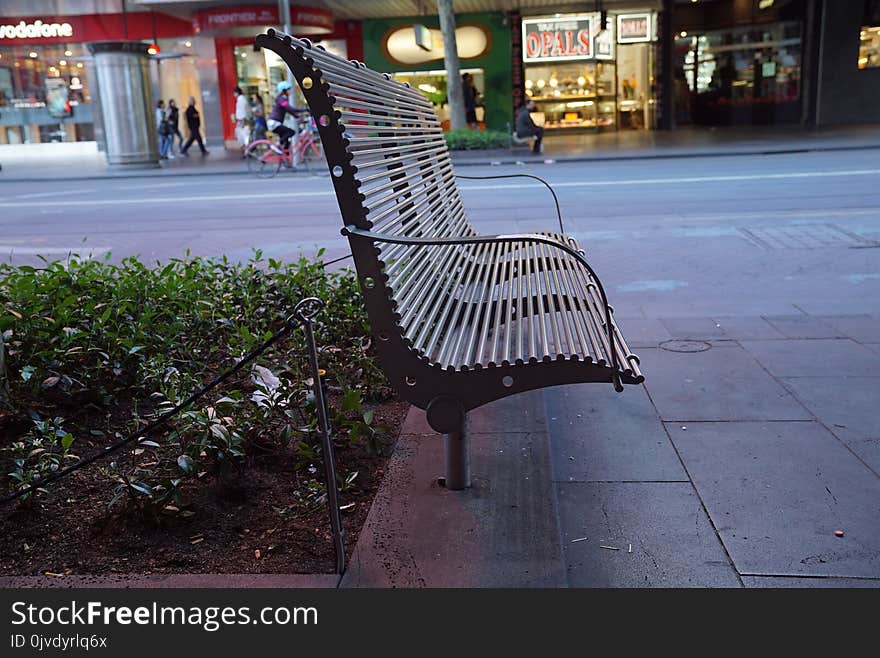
[302,76,313,89]
[332,165,343,177]
[502,375,514,388]
[319,114,330,127]
[405,376,417,386]
[378,332,389,341]
[363,277,375,289]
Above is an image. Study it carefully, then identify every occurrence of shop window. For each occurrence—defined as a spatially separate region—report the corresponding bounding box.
[0,43,93,144]
[675,21,802,125]
[860,26,880,69]
[525,61,616,130]
[393,68,486,130]
[859,0,880,68]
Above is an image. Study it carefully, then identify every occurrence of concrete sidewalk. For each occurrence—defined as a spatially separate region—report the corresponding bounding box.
[342,311,880,588]
[1,124,878,182]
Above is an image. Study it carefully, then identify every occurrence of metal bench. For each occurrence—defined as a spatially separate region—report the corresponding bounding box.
[256,30,644,489]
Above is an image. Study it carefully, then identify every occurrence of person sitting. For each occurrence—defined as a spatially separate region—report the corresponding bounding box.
[515,99,544,155]
[267,81,302,151]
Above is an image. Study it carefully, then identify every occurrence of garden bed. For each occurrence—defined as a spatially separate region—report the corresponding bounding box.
[0,252,404,576]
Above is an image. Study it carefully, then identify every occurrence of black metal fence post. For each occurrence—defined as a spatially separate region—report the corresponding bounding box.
[291,297,345,574]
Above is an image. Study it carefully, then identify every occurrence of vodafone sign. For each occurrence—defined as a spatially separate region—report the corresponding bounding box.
[0,20,74,40]
[522,16,595,63]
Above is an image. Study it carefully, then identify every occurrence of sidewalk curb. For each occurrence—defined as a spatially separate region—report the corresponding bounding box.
[2,141,879,183]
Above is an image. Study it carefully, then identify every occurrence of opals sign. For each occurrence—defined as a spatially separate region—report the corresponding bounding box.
[522,16,595,62]
[617,13,653,44]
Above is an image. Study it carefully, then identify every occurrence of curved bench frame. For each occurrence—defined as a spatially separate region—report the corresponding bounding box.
[255,30,643,486]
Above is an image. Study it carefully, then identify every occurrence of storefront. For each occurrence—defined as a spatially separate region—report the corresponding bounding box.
[673,0,806,125]
[362,12,512,132]
[195,5,362,146]
[521,10,658,132]
[0,13,192,146]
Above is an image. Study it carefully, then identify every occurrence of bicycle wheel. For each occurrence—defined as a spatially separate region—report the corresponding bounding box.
[300,134,324,173]
[246,141,282,178]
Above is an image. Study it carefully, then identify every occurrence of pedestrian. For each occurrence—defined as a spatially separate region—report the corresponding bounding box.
[155,100,174,160]
[166,99,184,154]
[233,86,250,156]
[515,99,544,155]
[251,94,267,142]
[180,96,209,156]
[462,72,478,129]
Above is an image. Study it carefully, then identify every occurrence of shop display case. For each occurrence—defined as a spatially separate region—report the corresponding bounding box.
[524,61,617,131]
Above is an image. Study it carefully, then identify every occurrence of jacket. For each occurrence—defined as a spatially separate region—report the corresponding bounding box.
[268,94,300,123]
[185,105,200,130]
[515,105,539,137]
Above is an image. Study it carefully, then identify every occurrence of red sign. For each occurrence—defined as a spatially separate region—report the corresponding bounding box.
[0,13,192,45]
[193,5,333,35]
[522,16,594,62]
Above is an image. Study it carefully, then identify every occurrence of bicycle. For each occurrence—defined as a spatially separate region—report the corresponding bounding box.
[245,118,323,178]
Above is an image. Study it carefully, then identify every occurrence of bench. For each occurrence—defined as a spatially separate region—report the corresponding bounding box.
[255,30,644,488]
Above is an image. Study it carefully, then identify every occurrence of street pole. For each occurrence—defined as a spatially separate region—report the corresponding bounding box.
[278,0,296,86]
[437,0,465,131]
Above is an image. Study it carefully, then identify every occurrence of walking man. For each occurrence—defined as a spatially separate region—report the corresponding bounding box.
[180,97,209,156]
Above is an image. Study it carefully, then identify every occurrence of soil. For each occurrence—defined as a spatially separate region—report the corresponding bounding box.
[0,398,409,577]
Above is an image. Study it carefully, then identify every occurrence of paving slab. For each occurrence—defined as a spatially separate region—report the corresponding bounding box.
[742,575,880,588]
[544,384,687,482]
[555,482,741,587]
[741,338,880,378]
[659,316,783,341]
[667,421,880,579]
[341,405,565,588]
[781,377,880,474]
[817,315,880,343]
[639,345,811,421]
[465,391,548,433]
[762,315,846,339]
[614,317,673,348]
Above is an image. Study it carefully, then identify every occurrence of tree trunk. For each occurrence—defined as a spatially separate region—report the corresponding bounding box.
[437,0,466,131]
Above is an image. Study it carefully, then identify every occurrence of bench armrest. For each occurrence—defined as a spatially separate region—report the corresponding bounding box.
[342,224,623,390]
[455,173,566,236]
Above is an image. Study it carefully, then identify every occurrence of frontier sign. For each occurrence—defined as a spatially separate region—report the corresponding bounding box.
[0,20,74,40]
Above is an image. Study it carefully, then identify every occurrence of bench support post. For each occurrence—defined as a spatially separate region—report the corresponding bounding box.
[443,414,470,490]
[427,396,471,490]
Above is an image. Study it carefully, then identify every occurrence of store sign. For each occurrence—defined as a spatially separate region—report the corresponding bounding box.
[0,20,74,40]
[414,23,432,51]
[617,13,652,43]
[522,16,595,62]
[193,5,333,35]
[595,22,615,60]
[384,24,489,65]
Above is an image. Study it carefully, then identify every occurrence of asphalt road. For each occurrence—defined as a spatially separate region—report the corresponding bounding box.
[1,148,879,317]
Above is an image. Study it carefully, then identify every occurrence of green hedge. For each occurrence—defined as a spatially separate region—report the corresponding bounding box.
[444,129,509,151]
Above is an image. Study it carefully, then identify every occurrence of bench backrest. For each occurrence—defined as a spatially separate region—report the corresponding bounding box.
[255,30,472,244]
